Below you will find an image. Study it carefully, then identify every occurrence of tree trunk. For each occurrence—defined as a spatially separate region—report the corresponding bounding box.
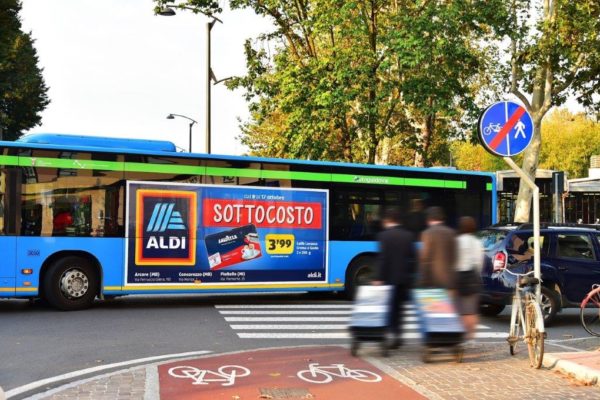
[513,115,543,222]
[376,137,390,165]
[414,116,432,167]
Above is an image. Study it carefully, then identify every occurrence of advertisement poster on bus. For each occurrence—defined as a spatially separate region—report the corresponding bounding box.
[125,182,328,285]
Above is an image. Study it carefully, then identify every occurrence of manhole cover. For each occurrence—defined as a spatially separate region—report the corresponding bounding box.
[259,387,313,399]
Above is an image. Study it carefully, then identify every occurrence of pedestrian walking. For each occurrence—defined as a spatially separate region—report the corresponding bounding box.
[372,207,416,349]
[455,216,484,340]
[405,197,427,240]
[418,206,457,291]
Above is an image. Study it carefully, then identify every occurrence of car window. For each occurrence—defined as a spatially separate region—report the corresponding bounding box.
[557,234,595,260]
[476,230,506,251]
[506,232,549,262]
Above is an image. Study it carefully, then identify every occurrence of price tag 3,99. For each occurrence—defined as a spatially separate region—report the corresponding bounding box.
[265,234,295,255]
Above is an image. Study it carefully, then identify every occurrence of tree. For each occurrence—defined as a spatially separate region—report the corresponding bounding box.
[451,141,506,172]
[0,0,49,140]
[539,108,600,179]
[225,0,506,165]
[504,0,600,222]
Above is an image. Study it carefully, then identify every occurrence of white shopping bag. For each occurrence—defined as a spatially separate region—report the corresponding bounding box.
[352,285,393,314]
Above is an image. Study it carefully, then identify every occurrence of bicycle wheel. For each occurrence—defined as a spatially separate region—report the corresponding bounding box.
[346,368,382,383]
[508,297,521,356]
[525,300,545,369]
[168,365,201,379]
[297,369,332,384]
[218,365,251,378]
[580,288,600,337]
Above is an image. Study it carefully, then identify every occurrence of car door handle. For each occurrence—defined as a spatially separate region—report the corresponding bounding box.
[558,266,568,271]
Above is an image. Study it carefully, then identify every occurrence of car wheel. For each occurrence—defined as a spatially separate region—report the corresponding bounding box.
[540,286,559,325]
[479,303,505,316]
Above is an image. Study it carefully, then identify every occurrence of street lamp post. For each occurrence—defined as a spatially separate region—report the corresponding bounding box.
[158,6,223,154]
[166,113,197,152]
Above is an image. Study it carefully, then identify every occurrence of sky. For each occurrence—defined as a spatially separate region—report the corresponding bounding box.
[20,0,271,155]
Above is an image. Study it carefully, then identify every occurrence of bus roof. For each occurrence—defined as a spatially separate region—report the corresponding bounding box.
[6,133,494,179]
[17,133,177,153]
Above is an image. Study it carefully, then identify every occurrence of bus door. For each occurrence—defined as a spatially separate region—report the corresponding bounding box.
[0,237,16,295]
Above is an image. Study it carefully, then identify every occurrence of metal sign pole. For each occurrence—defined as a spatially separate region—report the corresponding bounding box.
[503,157,541,303]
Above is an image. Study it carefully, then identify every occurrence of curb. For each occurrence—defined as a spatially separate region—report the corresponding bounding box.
[543,353,600,386]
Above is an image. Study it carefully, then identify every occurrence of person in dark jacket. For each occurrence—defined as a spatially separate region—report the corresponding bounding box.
[372,207,416,349]
[418,206,457,291]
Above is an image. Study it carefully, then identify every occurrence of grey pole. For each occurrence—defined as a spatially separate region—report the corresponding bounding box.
[189,122,194,152]
[206,21,213,154]
[166,113,197,152]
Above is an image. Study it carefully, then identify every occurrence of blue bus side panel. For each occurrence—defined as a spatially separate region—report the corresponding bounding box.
[0,237,16,296]
[328,241,378,285]
[15,237,124,296]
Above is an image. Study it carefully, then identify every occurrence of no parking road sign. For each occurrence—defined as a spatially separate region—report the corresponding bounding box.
[479,101,534,157]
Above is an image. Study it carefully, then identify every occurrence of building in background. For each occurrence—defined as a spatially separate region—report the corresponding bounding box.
[565,155,600,224]
[496,156,600,225]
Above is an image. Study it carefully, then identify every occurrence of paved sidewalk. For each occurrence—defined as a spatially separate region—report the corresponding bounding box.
[12,341,600,400]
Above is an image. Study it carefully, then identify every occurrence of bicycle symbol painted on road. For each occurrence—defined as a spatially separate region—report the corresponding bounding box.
[296,363,382,384]
[167,365,251,386]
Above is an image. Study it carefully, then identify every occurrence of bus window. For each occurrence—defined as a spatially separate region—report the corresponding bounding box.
[124,155,203,184]
[262,162,291,188]
[18,149,124,237]
[331,188,383,241]
[205,159,263,186]
[0,164,7,235]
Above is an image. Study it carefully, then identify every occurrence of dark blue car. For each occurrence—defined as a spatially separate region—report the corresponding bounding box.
[477,224,600,324]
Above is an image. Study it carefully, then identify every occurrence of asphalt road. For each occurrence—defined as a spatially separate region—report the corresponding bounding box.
[0,293,596,395]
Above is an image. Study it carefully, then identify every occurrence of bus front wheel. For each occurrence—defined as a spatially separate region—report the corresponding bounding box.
[43,256,99,311]
[345,256,376,300]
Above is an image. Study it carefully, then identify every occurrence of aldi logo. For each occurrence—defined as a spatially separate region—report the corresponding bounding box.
[135,189,197,266]
[146,203,187,232]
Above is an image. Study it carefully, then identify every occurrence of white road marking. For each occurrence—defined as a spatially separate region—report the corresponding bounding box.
[5,350,212,399]
[230,324,348,330]
[224,316,350,322]
[224,316,421,322]
[216,304,500,341]
[215,304,353,309]
[237,332,508,339]
[219,310,351,315]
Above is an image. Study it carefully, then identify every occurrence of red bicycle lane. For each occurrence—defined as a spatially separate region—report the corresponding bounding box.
[158,346,426,400]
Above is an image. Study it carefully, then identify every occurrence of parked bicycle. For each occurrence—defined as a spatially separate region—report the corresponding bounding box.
[504,269,546,368]
[580,284,600,336]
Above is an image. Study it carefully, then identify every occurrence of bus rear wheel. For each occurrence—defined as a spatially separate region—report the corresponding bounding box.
[43,256,99,311]
[344,256,376,300]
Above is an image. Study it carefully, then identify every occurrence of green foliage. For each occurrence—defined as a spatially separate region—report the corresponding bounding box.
[505,0,600,114]
[450,141,507,173]
[228,0,507,165]
[539,109,600,179]
[498,0,600,222]
[0,0,49,140]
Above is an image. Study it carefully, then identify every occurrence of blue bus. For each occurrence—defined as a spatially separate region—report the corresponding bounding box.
[0,133,496,310]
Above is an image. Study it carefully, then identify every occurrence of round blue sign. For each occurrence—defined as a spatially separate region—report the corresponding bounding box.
[478,101,534,157]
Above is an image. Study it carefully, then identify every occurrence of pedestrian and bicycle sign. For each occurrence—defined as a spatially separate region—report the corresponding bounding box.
[479,101,533,157]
